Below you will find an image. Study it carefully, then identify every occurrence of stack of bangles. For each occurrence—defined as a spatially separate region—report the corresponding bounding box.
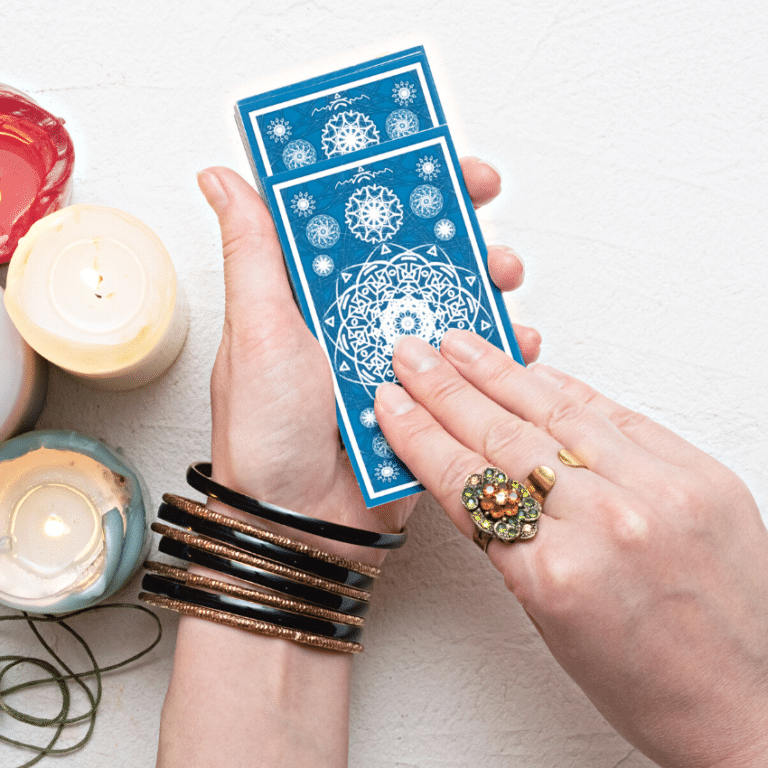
[140,462,408,653]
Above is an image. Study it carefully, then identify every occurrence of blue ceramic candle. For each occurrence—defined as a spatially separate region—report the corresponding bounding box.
[0,430,150,614]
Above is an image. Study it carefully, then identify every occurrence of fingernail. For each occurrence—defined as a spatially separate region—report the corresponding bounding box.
[440,328,484,364]
[393,336,440,373]
[501,245,525,276]
[197,169,228,213]
[376,383,416,416]
[529,363,566,388]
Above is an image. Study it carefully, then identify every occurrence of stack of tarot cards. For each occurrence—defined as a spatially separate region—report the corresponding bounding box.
[236,46,523,508]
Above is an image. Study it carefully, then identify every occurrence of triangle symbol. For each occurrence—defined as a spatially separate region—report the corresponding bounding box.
[481,320,491,331]
[427,246,438,257]
[341,272,352,283]
[325,316,335,327]
[380,244,392,255]
[339,361,351,372]
[465,275,476,286]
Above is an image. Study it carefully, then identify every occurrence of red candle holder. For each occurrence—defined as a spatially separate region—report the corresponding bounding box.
[0,85,75,264]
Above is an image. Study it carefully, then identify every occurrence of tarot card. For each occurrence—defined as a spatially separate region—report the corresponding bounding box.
[262,126,524,508]
[235,46,446,188]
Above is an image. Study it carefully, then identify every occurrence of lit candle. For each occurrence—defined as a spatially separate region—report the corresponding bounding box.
[0,430,150,614]
[0,285,48,442]
[0,84,75,264]
[4,204,189,390]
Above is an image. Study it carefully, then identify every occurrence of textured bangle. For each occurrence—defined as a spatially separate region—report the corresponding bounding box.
[157,535,370,617]
[141,573,364,642]
[139,593,363,654]
[159,496,376,590]
[144,561,364,627]
[187,462,408,549]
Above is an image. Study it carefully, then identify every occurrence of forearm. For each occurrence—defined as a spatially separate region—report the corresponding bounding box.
[157,614,352,768]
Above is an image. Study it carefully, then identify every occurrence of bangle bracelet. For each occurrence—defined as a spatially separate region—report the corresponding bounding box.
[144,561,364,627]
[139,593,363,654]
[141,573,364,642]
[187,462,408,549]
[152,523,369,601]
[158,497,375,590]
[157,536,370,617]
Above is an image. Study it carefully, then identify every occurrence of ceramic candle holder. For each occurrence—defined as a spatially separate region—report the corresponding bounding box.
[0,430,150,614]
[4,204,189,390]
[0,84,75,264]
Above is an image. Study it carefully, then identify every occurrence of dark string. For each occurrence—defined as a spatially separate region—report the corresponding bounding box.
[0,603,162,768]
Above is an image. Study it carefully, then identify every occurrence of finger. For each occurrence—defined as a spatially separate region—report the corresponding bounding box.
[436,330,666,488]
[460,156,501,208]
[528,363,714,468]
[197,167,303,333]
[487,245,525,292]
[513,324,541,364]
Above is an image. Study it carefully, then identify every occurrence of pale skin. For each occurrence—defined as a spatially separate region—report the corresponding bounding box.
[156,159,539,768]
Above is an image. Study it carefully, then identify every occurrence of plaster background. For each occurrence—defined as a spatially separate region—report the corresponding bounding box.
[1,1,767,766]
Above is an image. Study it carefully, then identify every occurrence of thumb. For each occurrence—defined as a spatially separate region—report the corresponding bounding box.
[197,166,298,330]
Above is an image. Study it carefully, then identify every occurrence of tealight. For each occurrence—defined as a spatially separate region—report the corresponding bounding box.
[0,84,75,264]
[4,204,189,390]
[0,430,150,614]
[0,286,48,442]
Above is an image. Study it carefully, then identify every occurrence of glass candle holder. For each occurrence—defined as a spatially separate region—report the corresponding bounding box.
[0,285,48,442]
[0,430,150,614]
[0,84,75,264]
[4,204,189,390]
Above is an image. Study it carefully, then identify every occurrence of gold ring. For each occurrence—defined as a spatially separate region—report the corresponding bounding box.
[557,449,588,469]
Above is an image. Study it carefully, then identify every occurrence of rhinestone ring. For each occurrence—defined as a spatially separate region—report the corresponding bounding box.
[461,466,555,551]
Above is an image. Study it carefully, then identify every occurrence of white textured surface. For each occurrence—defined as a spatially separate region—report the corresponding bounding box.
[1,2,767,766]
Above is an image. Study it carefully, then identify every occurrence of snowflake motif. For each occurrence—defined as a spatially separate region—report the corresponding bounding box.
[392,80,417,106]
[267,117,292,143]
[291,192,316,217]
[434,218,456,241]
[312,254,335,276]
[321,111,380,158]
[385,109,419,139]
[410,185,444,218]
[416,156,441,181]
[283,139,317,170]
[345,185,404,243]
[372,435,394,458]
[306,215,340,249]
[359,408,377,428]
[374,460,400,483]
[379,296,437,351]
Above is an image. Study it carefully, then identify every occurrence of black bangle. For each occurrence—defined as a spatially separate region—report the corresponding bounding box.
[157,536,370,617]
[157,500,375,590]
[187,462,408,549]
[141,573,363,643]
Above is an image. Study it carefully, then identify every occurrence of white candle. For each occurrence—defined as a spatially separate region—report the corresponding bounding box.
[0,285,48,441]
[0,430,150,614]
[3,204,188,390]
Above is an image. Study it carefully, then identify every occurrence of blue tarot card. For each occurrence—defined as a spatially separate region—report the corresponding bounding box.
[262,126,524,508]
[236,47,446,187]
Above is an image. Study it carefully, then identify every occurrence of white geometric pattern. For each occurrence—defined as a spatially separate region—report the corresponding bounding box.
[321,111,380,157]
[345,185,404,243]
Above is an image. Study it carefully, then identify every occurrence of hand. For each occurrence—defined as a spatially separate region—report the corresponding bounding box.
[196,161,540,563]
[374,330,768,768]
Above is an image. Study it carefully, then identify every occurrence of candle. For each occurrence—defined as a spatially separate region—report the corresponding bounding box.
[0,84,75,264]
[4,204,189,390]
[0,286,48,442]
[0,430,150,614]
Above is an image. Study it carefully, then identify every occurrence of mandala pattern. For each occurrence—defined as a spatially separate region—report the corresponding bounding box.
[372,435,394,458]
[392,80,417,106]
[374,461,400,482]
[321,111,380,158]
[267,117,291,143]
[312,254,335,276]
[306,215,340,249]
[410,185,444,218]
[291,192,316,217]
[323,243,496,396]
[434,218,456,241]
[283,139,317,170]
[385,109,419,139]
[416,155,441,181]
[345,185,404,243]
[359,408,377,428]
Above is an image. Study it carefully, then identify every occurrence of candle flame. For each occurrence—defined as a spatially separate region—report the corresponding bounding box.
[79,267,103,292]
[44,514,71,538]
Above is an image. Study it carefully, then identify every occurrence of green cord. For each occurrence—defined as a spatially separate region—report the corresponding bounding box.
[0,603,162,768]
